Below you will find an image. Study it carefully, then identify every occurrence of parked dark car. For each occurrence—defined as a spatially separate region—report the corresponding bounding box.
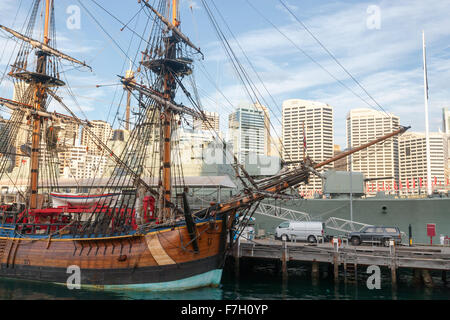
[348,226,402,246]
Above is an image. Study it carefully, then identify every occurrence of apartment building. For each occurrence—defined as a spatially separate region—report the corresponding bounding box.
[399,132,448,194]
[59,145,107,180]
[80,120,113,155]
[282,99,334,196]
[193,111,220,133]
[228,103,270,164]
[346,108,400,196]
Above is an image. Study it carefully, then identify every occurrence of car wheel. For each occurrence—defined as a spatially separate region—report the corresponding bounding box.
[281,234,289,241]
[383,239,391,247]
[307,235,317,243]
[351,236,361,246]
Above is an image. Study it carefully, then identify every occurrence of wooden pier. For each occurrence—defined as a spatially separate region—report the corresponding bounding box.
[230,238,450,286]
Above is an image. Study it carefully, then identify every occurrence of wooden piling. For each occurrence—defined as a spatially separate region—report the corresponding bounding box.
[390,241,397,287]
[281,239,288,281]
[327,263,334,280]
[390,265,397,287]
[421,269,433,288]
[312,261,320,281]
[229,240,450,287]
[234,237,240,278]
[412,268,422,286]
[333,253,339,283]
[333,239,339,283]
[343,262,347,284]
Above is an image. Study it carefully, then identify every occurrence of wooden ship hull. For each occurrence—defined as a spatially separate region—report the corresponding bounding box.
[0,216,228,290]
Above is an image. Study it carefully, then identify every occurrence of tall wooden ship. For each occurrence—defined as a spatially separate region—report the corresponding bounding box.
[0,0,408,291]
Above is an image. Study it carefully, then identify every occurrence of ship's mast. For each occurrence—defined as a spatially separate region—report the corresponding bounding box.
[124,64,134,131]
[0,0,90,209]
[160,0,179,220]
[30,0,52,209]
[122,0,205,220]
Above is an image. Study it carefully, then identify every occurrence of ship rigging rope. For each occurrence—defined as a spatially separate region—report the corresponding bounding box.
[76,0,141,72]
[207,0,293,164]
[0,111,28,185]
[89,0,154,54]
[244,0,379,117]
[79,0,151,131]
[201,0,305,181]
[277,0,392,120]
[199,0,307,197]
[171,70,256,186]
[218,202,259,269]
[0,0,27,95]
[209,0,397,175]
[64,7,149,210]
[202,0,400,186]
[138,1,262,184]
[54,7,146,201]
[63,0,304,225]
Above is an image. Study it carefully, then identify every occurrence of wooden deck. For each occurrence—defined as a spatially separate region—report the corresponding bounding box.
[229,238,450,286]
[233,239,450,271]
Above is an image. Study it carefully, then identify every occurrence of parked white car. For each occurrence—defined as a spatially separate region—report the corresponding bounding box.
[275,221,325,243]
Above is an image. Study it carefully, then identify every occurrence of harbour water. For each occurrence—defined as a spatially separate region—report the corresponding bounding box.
[0,261,448,300]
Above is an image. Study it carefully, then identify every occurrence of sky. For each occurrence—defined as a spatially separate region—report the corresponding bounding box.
[0,0,449,148]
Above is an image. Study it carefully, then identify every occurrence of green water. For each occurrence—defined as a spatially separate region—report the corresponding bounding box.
[0,261,448,300]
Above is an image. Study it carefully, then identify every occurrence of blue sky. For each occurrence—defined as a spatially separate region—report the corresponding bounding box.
[0,0,449,148]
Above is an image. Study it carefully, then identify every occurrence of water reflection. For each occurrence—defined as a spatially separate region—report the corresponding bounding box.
[0,278,118,300]
[119,286,224,300]
[0,278,223,300]
[0,264,448,300]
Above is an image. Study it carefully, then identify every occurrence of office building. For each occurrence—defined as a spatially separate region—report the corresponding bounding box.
[59,145,107,180]
[59,122,80,147]
[282,99,334,196]
[194,111,220,132]
[228,103,270,164]
[399,132,448,194]
[346,108,400,196]
[443,108,450,179]
[443,108,450,134]
[80,120,113,155]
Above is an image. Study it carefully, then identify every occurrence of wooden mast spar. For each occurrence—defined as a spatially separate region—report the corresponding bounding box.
[30,0,52,209]
[160,0,179,220]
